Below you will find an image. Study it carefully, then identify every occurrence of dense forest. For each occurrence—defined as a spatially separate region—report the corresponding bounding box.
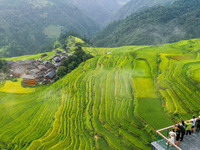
[0,0,99,58]
[93,0,200,47]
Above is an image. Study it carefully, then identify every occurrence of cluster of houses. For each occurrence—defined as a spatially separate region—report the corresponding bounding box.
[7,53,71,86]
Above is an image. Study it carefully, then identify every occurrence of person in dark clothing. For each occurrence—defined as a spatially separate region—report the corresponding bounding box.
[175,126,181,146]
[178,122,185,141]
[196,116,200,132]
[181,120,185,126]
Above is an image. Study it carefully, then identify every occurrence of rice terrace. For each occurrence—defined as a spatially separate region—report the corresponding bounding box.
[1,39,200,149]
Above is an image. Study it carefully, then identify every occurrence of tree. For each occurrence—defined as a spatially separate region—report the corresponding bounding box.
[68,61,78,73]
[56,66,68,79]
[0,60,9,73]
[57,46,93,78]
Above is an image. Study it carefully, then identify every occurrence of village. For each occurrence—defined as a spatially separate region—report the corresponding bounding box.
[6,49,72,86]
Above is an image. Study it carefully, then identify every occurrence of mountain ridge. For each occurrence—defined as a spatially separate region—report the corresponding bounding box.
[114,0,175,20]
[93,0,200,47]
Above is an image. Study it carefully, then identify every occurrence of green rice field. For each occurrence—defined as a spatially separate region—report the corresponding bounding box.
[0,39,200,149]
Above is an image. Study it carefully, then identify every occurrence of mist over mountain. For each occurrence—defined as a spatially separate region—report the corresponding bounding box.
[93,0,200,47]
[114,0,176,20]
[117,0,131,5]
[0,0,99,57]
[71,0,129,27]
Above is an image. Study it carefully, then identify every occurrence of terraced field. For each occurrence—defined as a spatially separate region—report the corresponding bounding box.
[1,39,200,149]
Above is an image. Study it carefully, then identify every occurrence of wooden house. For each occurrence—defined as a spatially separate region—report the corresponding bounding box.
[21,75,37,86]
[52,57,61,64]
[43,60,50,65]
[37,65,47,71]
[40,54,48,59]
[44,71,56,80]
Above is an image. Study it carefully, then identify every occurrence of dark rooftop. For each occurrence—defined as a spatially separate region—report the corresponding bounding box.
[41,54,47,58]
[7,60,14,65]
[21,74,36,79]
[38,65,47,71]
[54,57,61,62]
[43,60,50,65]
[44,71,56,79]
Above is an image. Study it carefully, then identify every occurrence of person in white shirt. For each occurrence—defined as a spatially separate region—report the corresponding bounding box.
[166,129,176,146]
[190,115,196,132]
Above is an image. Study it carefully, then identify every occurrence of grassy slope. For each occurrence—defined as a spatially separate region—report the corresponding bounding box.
[4,51,56,62]
[1,39,200,149]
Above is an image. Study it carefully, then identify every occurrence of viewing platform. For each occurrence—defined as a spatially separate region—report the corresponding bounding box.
[151,125,200,150]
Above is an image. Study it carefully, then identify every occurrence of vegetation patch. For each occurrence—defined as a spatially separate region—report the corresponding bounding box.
[132,60,151,78]
[133,78,158,98]
[137,98,175,129]
[0,79,35,93]
[44,25,64,39]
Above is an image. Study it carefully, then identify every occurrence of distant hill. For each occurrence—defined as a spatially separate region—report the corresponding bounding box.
[114,0,175,20]
[0,0,99,57]
[93,0,200,47]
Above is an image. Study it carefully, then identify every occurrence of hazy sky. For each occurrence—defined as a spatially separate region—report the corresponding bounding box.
[117,0,131,5]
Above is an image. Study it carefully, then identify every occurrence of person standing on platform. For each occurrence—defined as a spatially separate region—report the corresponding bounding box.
[175,126,181,146]
[185,120,193,135]
[178,121,185,141]
[167,129,176,146]
[190,115,196,133]
[196,116,200,132]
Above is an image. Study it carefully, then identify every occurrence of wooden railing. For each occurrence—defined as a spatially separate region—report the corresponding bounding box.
[156,125,182,150]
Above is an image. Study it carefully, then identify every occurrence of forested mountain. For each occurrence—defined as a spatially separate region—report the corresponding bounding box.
[114,0,175,20]
[93,0,200,47]
[0,0,99,57]
[71,0,129,27]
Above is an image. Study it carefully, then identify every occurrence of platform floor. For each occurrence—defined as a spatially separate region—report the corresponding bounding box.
[178,131,199,150]
[152,131,199,150]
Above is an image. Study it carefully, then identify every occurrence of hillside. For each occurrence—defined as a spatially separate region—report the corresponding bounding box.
[0,38,200,149]
[0,0,99,58]
[114,0,175,20]
[93,0,200,47]
[4,36,87,61]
